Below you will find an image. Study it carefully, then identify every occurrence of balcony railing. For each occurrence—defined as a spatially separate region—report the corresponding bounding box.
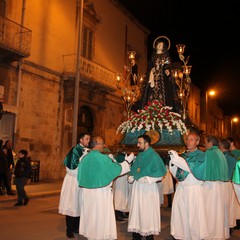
[0,16,32,60]
[63,54,117,90]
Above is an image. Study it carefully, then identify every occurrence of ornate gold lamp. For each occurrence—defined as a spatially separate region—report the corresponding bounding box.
[116,51,145,118]
[172,44,192,121]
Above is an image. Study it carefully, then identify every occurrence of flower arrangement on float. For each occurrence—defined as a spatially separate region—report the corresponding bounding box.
[116,99,187,135]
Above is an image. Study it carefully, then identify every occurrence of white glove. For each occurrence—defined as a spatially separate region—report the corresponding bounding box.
[168,150,179,158]
[108,154,116,162]
[79,148,90,162]
[127,175,135,184]
[125,152,135,164]
[138,176,148,183]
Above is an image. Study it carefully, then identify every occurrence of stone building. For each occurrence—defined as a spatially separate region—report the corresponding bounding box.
[0,0,149,180]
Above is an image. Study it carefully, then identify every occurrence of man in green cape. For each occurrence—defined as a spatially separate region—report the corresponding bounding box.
[77,136,134,240]
[204,135,230,239]
[58,133,90,239]
[169,132,209,240]
[127,134,166,240]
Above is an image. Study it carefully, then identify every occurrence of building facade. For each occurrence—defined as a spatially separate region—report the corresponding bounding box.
[0,0,149,180]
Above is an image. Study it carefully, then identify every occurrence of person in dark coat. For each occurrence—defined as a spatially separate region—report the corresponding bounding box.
[14,149,32,206]
[3,140,15,195]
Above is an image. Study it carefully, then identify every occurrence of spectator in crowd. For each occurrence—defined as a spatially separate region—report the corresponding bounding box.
[14,149,32,206]
[3,140,15,195]
[0,145,8,195]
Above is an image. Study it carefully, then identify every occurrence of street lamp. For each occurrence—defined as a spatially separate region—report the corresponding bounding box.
[205,90,216,135]
[231,117,239,137]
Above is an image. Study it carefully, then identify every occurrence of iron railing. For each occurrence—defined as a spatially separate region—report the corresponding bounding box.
[0,16,32,57]
[63,54,117,89]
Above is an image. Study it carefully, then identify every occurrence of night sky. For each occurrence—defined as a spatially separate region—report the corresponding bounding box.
[119,0,240,116]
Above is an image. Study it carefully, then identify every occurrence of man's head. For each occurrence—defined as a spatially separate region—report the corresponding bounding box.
[205,135,219,150]
[5,140,12,148]
[89,136,105,152]
[219,138,230,152]
[137,134,151,152]
[227,137,237,150]
[185,132,200,152]
[79,133,91,148]
[18,149,28,159]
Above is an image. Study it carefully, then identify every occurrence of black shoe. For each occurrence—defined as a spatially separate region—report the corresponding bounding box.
[0,190,6,195]
[121,212,129,219]
[24,198,30,205]
[7,191,15,196]
[14,202,23,206]
[116,216,127,222]
[66,232,75,238]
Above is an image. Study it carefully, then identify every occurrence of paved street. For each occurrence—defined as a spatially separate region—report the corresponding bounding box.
[0,182,240,240]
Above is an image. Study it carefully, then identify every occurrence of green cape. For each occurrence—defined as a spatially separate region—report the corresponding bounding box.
[129,147,166,180]
[231,149,240,160]
[232,160,240,184]
[63,144,84,169]
[223,151,237,179]
[115,153,125,163]
[177,149,206,181]
[77,150,122,188]
[204,146,229,181]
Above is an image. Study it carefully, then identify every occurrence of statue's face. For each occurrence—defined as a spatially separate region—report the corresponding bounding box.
[156,42,164,51]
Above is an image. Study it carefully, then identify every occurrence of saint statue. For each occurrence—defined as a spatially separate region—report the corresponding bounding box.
[133,36,181,113]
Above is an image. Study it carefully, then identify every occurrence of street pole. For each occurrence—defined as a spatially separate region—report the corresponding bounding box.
[205,91,208,135]
[72,0,83,146]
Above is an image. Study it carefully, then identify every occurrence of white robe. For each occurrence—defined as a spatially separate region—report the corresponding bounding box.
[128,177,162,236]
[113,173,131,212]
[226,181,237,228]
[234,183,240,204]
[79,161,130,240]
[58,167,81,217]
[203,181,230,240]
[169,156,209,240]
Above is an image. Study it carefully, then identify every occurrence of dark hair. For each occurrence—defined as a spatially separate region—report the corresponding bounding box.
[227,137,235,143]
[19,149,28,158]
[219,138,230,150]
[206,135,219,146]
[138,134,151,144]
[79,133,90,140]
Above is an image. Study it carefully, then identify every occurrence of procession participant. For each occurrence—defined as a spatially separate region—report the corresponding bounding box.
[77,136,134,240]
[169,132,209,240]
[58,133,90,239]
[127,134,166,240]
[204,135,230,240]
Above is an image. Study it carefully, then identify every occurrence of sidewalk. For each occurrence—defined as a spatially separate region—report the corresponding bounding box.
[0,180,62,203]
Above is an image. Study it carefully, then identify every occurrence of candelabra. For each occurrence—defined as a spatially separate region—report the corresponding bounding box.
[116,51,145,119]
[172,44,192,121]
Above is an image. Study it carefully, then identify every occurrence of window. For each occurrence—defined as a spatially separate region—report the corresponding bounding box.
[82,26,93,60]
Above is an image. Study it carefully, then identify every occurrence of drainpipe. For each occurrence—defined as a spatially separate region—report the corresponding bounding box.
[15,0,26,133]
[72,0,83,146]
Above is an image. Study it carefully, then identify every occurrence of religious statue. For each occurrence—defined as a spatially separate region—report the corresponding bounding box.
[133,36,181,114]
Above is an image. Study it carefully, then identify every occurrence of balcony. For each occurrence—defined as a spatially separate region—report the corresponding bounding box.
[0,16,32,62]
[63,54,117,91]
